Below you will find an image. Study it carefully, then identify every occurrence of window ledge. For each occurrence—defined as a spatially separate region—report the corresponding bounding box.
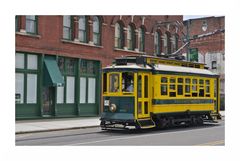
[16,32,41,39]
[114,48,146,55]
[61,39,103,48]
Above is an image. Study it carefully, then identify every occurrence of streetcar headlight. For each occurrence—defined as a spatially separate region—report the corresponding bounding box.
[109,104,117,112]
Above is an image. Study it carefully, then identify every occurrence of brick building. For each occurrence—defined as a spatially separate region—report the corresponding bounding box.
[183,16,225,109]
[15,15,184,119]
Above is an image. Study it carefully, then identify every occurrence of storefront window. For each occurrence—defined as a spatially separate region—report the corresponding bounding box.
[15,73,24,104]
[27,54,38,70]
[88,78,96,103]
[66,76,75,103]
[16,53,24,69]
[80,77,86,103]
[27,74,37,103]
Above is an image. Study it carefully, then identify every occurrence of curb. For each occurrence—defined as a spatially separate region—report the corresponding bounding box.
[15,125,100,134]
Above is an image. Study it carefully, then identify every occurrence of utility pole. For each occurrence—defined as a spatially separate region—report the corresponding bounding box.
[186,19,190,61]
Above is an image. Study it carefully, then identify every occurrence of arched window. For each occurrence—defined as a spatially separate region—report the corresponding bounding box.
[154,31,161,56]
[78,16,88,43]
[114,22,124,49]
[171,34,179,52]
[93,16,101,45]
[139,27,145,52]
[127,25,135,50]
[163,32,171,54]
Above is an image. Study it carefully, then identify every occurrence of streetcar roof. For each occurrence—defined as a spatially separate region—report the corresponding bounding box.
[103,63,218,76]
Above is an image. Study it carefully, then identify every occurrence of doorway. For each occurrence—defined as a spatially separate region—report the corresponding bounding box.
[42,87,55,116]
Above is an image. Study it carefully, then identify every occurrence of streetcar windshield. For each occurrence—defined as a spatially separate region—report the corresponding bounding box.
[109,73,120,92]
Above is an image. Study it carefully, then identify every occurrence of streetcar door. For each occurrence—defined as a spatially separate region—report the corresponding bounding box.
[137,73,150,119]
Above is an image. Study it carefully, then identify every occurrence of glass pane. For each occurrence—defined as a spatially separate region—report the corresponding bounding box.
[93,16,99,33]
[15,73,24,103]
[66,76,75,103]
[26,15,35,20]
[177,85,183,95]
[27,54,38,70]
[26,20,35,33]
[79,30,86,42]
[66,58,75,75]
[161,84,168,95]
[57,86,64,104]
[63,16,71,27]
[138,75,142,97]
[161,77,167,83]
[80,60,87,74]
[144,76,148,98]
[79,16,86,30]
[80,77,86,103]
[109,74,119,92]
[63,27,70,39]
[27,74,37,103]
[16,53,24,69]
[58,57,65,73]
[87,61,94,74]
[178,78,183,83]
[88,78,96,103]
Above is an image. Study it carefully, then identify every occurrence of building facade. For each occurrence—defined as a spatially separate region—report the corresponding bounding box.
[184,16,225,109]
[15,15,184,119]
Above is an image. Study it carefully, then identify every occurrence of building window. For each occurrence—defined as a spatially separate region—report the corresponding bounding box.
[93,16,101,45]
[15,73,24,104]
[115,22,124,49]
[80,77,86,103]
[26,15,37,34]
[63,16,72,40]
[127,25,135,50]
[79,16,88,43]
[15,16,19,32]
[139,27,145,52]
[171,34,179,52]
[163,32,171,54]
[154,31,161,56]
[212,61,217,69]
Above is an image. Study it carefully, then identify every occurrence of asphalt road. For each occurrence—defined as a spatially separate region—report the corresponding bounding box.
[16,119,224,146]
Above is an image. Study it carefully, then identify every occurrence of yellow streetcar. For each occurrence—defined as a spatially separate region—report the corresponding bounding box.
[100,55,221,130]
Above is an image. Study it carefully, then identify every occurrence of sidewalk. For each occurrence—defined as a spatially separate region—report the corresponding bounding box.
[15,111,225,134]
[16,117,100,134]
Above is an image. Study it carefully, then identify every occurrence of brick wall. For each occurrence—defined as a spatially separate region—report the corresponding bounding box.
[16,15,184,67]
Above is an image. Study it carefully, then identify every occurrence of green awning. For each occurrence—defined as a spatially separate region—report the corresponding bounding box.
[43,56,64,87]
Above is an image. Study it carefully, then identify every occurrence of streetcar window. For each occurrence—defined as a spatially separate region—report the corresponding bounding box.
[192,79,198,97]
[144,76,148,98]
[177,77,183,95]
[109,73,119,92]
[161,84,168,95]
[161,77,168,96]
[138,75,142,98]
[177,85,183,95]
[103,73,107,93]
[185,78,191,96]
[205,80,210,97]
[122,72,134,92]
[199,89,204,97]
